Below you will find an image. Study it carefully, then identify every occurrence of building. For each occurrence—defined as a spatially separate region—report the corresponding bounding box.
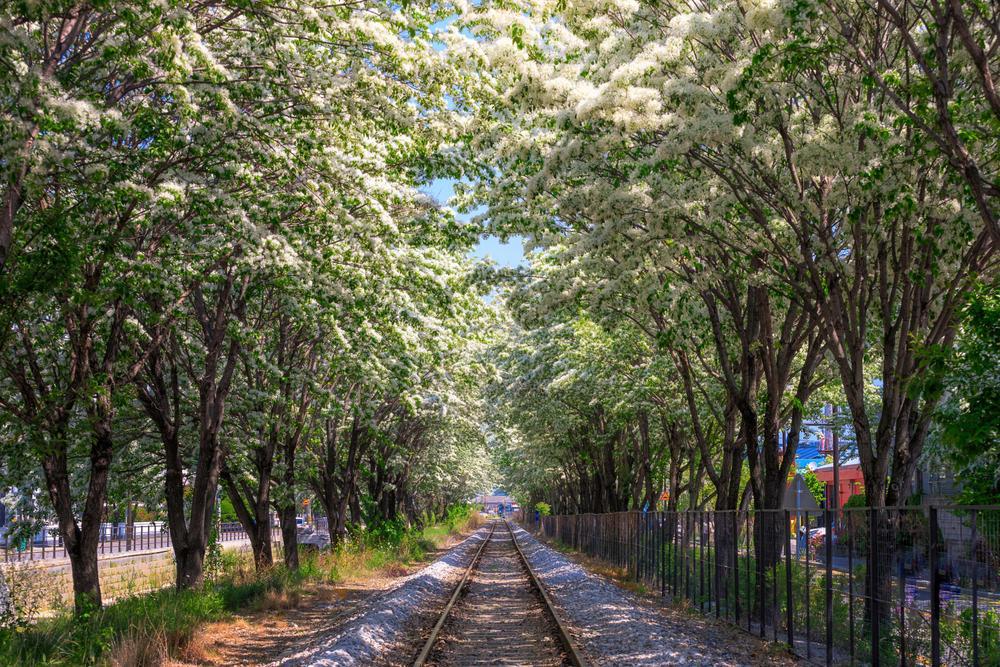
[474,491,516,515]
[812,458,865,508]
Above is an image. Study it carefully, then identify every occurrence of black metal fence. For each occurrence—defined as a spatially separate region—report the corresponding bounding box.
[532,507,1000,666]
[0,521,281,563]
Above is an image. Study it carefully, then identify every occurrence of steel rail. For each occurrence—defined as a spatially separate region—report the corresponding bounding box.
[505,519,590,667]
[412,520,498,667]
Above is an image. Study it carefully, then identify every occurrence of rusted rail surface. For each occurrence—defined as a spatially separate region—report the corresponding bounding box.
[412,520,497,666]
[507,520,589,666]
[413,519,588,667]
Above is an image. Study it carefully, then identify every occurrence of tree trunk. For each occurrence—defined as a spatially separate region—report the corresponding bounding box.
[155,358,232,590]
[349,492,362,527]
[175,547,206,591]
[221,467,274,570]
[179,282,243,588]
[637,411,656,510]
[41,423,114,613]
[66,543,102,610]
[253,512,274,568]
[279,504,298,570]
[334,417,363,542]
[281,429,299,569]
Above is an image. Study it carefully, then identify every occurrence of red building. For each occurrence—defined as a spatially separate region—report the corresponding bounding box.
[812,458,864,508]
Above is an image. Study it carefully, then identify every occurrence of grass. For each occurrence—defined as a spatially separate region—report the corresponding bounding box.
[0,556,303,666]
[0,508,483,666]
[309,510,483,584]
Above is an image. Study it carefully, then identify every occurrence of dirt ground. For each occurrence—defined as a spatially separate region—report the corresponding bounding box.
[170,539,465,666]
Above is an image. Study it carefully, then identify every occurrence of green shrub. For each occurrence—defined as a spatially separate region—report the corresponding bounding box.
[956,608,1000,665]
[445,504,473,531]
[364,517,408,549]
[843,493,867,509]
[802,470,826,506]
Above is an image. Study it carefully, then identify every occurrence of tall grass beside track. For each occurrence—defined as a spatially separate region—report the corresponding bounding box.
[0,507,482,666]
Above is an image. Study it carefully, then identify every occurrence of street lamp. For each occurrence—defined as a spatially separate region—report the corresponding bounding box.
[806,412,841,509]
[831,406,840,515]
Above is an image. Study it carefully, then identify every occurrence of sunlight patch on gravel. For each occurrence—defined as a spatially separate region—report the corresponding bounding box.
[511,524,792,667]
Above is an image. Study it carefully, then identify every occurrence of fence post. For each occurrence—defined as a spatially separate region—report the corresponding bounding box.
[637,512,643,582]
[634,511,640,582]
[929,506,940,667]
[656,512,667,598]
[848,510,855,665]
[672,511,679,598]
[805,512,812,661]
[714,513,720,618]
[654,511,660,594]
[745,510,751,633]
[701,511,707,613]
[825,508,833,667]
[686,512,693,600]
[772,515,778,642]
[971,510,978,667]
[651,512,656,586]
[733,510,740,625]
[870,508,881,667]
[785,509,794,649]
[898,551,906,666]
[758,511,765,638]
[592,514,597,558]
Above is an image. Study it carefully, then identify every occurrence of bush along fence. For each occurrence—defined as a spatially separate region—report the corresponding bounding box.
[530,507,1000,666]
[0,522,281,563]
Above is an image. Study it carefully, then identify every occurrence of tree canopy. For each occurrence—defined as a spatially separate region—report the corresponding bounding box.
[0,0,996,614]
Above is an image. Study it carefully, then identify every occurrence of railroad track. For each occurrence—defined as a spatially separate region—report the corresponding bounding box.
[413,519,588,667]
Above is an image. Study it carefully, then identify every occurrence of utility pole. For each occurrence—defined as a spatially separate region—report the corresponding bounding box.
[831,405,840,518]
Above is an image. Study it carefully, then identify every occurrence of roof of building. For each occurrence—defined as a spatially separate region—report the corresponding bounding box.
[474,495,510,504]
[813,457,861,472]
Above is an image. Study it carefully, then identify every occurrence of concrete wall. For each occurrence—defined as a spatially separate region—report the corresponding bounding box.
[2,540,260,613]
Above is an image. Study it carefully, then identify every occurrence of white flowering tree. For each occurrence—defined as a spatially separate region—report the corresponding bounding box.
[459,0,995,514]
[0,0,487,604]
[817,0,1000,245]
[455,0,995,636]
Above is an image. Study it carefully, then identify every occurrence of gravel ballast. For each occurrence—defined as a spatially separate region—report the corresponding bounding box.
[272,526,490,666]
[510,523,790,666]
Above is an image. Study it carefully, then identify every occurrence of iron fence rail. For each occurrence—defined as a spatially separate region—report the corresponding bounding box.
[0,522,281,563]
[531,506,1000,667]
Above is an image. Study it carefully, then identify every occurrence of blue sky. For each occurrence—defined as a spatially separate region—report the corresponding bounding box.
[422,178,525,268]
[421,16,526,269]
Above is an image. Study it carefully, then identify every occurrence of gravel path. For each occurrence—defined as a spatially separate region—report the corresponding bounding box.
[272,526,490,666]
[510,524,791,666]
